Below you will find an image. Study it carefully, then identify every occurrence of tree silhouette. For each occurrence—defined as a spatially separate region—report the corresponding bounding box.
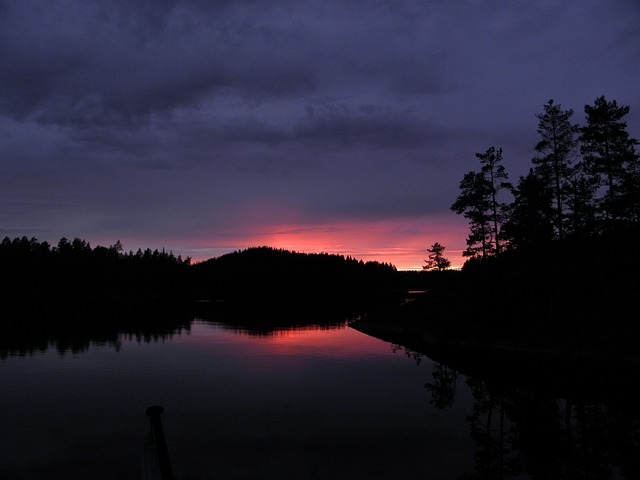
[452,147,511,259]
[580,96,640,227]
[425,362,458,408]
[452,171,493,259]
[455,95,639,265]
[0,236,193,313]
[423,242,451,271]
[503,169,555,250]
[478,146,512,255]
[532,99,580,240]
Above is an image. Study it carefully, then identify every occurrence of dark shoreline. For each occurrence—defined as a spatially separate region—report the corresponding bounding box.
[350,293,640,400]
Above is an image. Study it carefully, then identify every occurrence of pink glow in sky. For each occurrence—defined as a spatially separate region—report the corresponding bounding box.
[175,213,469,270]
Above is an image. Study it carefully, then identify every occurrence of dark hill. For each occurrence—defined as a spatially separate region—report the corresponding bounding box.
[191,246,399,307]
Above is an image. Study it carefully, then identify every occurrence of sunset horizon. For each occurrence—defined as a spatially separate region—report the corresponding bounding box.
[66,213,468,271]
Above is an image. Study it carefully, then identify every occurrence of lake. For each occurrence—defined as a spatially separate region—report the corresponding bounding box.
[1,316,639,479]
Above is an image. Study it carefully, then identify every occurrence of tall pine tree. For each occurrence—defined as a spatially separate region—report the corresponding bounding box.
[580,96,640,227]
[452,147,511,259]
[532,99,579,240]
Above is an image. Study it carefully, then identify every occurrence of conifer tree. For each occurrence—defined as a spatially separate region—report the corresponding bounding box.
[452,147,511,258]
[423,242,451,271]
[477,146,511,255]
[452,170,493,259]
[566,174,600,237]
[532,99,580,239]
[580,96,640,226]
[503,169,555,250]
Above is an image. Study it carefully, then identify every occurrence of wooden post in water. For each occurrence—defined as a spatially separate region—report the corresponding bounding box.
[143,405,174,480]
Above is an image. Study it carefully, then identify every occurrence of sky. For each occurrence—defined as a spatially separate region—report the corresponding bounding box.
[2,0,639,270]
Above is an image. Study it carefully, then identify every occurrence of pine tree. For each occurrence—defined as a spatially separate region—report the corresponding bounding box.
[580,96,640,226]
[423,242,451,271]
[503,169,555,250]
[532,99,580,239]
[452,170,493,258]
[477,146,512,255]
[566,173,599,238]
[452,147,511,259]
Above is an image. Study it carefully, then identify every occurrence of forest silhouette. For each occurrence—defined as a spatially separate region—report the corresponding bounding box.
[0,240,401,311]
[357,95,640,378]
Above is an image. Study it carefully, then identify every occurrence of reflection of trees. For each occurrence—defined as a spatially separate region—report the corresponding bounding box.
[0,309,192,358]
[557,400,640,479]
[463,378,517,480]
[425,362,458,409]
[209,319,352,338]
[195,301,365,338]
[565,401,613,479]
[391,344,424,365]
[465,383,640,479]
[421,362,640,480]
[500,395,640,479]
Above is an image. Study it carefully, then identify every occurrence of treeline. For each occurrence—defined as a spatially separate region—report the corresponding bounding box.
[0,236,192,311]
[355,96,639,379]
[443,95,640,343]
[0,239,402,319]
[452,96,639,261]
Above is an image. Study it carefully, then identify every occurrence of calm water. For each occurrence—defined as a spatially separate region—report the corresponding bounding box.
[1,318,639,479]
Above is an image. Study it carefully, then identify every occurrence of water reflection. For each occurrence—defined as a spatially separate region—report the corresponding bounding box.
[3,312,640,479]
[425,362,458,409]
[1,292,385,358]
[193,299,366,337]
[0,310,359,359]
[462,381,640,480]
[0,308,192,359]
[408,344,640,480]
[199,317,356,338]
[0,300,364,358]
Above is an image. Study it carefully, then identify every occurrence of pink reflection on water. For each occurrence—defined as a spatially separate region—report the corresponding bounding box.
[179,320,392,361]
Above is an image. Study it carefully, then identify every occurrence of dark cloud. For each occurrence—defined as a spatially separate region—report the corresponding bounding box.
[294,104,441,150]
[0,0,318,126]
